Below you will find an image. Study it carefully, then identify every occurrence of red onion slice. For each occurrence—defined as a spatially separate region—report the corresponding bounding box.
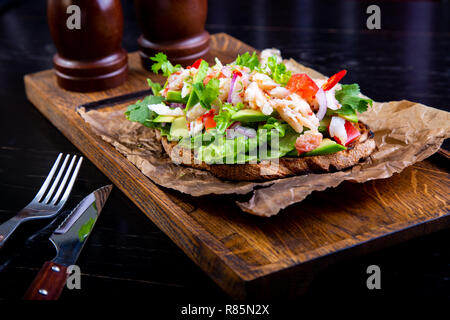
[169,102,186,109]
[235,125,256,138]
[226,124,256,139]
[227,72,238,103]
[228,121,241,129]
[315,88,327,120]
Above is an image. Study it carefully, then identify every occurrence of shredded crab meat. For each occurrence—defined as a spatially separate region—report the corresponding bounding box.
[272,94,319,133]
[251,73,278,91]
[166,69,190,91]
[295,131,323,154]
[160,49,347,142]
[218,77,231,101]
[269,86,290,99]
[260,48,282,68]
[244,82,273,115]
[189,119,204,136]
[186,103,207,122]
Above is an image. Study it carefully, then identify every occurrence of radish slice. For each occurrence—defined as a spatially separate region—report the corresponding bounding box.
[315,88,327,120]
[329,116,347,145]
[227,72,238,103]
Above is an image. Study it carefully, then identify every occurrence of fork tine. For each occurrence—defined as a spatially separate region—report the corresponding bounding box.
[50,155,77,205]
[34,153,63,202]
[56,156,83,207]
[43,154,70,204]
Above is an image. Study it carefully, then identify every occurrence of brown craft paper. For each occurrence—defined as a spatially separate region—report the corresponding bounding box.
[78,59,450,217]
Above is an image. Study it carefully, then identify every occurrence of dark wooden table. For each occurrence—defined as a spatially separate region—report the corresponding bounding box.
[0,0,449,304]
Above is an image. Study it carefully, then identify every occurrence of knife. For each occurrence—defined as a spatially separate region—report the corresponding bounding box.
[23,185,113,300]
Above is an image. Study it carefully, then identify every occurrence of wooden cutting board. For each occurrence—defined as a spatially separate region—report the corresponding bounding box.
[24,33,450,298]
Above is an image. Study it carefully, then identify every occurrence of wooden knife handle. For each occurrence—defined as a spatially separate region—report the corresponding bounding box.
[23,261,68,300]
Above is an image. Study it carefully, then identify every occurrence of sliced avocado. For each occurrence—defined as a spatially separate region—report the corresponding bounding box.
[326,109,358,123]
[318,116,331,133]
[153,115,176,123]
[166,91,187,103]
[301,138,346,157]
[169,116,189,139]
[185,91,199,110]
[339,113,358,123]
[231,109,270,123]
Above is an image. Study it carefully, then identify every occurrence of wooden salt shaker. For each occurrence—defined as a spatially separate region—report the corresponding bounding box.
[134,0,210,68]
[47,0,128,92]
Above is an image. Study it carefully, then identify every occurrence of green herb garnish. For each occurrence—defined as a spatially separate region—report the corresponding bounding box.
[150,52,181,77]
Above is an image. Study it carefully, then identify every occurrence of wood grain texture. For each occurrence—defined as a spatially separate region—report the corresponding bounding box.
[23,33,450,298]
[23,261,68,300]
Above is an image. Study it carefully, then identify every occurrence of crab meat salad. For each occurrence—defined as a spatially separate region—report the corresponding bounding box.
[125,50,373,164]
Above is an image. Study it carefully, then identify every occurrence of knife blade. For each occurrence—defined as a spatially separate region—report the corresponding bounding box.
[23,185,113,300]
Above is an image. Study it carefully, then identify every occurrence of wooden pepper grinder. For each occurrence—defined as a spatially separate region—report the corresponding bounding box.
[47,0,128,92]
[134,0,210,69]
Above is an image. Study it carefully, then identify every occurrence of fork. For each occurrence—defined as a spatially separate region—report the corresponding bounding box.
[0,153,83,248]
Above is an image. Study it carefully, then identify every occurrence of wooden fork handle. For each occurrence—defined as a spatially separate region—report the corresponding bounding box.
[23,261,68,300]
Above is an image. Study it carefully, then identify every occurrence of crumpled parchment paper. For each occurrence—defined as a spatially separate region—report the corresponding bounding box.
[78,59,450,217]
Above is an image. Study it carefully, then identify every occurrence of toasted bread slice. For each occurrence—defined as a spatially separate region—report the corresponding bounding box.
[160,122,376,181]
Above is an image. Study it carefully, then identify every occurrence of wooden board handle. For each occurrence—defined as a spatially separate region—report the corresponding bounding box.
[23,261,68,300]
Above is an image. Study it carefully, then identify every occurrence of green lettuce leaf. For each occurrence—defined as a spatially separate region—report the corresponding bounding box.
[178,119,300,164]
[267,56,292,86]
[235,52,260,71]
[214,103,244,133]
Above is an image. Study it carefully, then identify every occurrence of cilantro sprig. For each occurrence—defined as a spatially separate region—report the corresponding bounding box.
[192,78,220,110]
[125,95,165,127]
[150,52,181,77]
[333,84,373,121]
[147,79,162,96]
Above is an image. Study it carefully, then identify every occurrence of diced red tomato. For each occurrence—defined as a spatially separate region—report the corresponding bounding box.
[191,58,203,69]
[286,74,319,101]
[333,120,360,146]
[322,70,347,91]
[199,109,217,131]
[232,70,242,77]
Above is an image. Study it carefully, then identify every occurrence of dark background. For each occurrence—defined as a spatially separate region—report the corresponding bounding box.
[0,0,449,305]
